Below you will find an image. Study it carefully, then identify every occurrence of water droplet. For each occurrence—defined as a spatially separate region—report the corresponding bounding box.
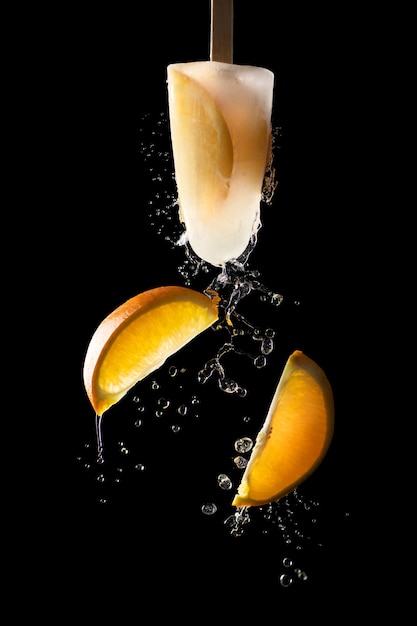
[282,557,293,568]
[171,424,181,433]
[234,437,253,453]
[294,568,308,581]
[135,463,146,471]
[151,380,160,390]
[97,474,105,483]
[98,497,108,504]
[233,456,248,469]
[279,573,293,587]
[157,397,170,409]
[201,502,217,515]
[168,366,178,377]
[218,377,238,393]
[134,419,143,428]
[261,337,274,355]
[177,404,188,416]
[120,446,129,455]
[217,474,233,490]
[132,396,141,403]
[254,355,267,368]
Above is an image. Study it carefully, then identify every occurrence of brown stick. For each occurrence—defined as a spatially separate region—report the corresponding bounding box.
[210,0,233,63]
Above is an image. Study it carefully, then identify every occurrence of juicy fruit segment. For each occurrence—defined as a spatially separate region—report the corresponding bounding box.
[83,286,220,416]
[167,61,274,267]
[168,68,233,218]
[232,350,335,507]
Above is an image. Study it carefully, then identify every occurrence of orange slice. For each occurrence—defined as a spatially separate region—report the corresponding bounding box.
[167,67,234,222]
[83,286,220,416]
[232,350,335,507]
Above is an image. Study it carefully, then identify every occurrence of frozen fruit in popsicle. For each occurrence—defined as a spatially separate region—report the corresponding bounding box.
[167,61,274,268]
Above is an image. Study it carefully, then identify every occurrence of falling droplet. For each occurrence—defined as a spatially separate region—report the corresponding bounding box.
[234,437,253,453]
[135,463,146,472]
[261,337,274,355]
[217,473,233,490]
[279,573,293,587]
[233,456,248,469]
[201,502,217,515]
[177,404,188,416]
[254,355,267,368]
[157,397,170,409]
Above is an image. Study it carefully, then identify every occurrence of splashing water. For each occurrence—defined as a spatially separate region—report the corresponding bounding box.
[76,111,350,590]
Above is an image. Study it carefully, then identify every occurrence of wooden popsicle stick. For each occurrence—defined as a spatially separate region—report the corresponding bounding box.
[210,0,233,63]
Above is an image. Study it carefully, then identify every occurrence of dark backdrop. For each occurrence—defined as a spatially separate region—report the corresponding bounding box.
[25,1,381,617]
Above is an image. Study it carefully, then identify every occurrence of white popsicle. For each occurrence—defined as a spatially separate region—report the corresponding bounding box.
[167,60,274,267]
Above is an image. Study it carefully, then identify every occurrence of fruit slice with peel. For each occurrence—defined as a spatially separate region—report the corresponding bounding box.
[83,286,220,416]
[232,350,335,508]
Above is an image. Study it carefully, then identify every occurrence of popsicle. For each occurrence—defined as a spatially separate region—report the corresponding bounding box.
[167,0,274,268]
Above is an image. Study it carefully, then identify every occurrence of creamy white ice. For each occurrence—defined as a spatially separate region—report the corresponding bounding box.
[167,61,274,267]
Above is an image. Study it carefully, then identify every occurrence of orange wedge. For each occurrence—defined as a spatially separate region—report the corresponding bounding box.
[83,286,220,416]
[232,350,334,507]
[167,67,234,223]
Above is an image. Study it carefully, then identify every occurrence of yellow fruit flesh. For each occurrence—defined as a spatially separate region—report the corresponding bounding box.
[83,286,220,416]
[232,350,334,507]
[168,68,234,222]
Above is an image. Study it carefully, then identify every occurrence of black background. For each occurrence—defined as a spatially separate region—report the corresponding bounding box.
[21,1,387,617]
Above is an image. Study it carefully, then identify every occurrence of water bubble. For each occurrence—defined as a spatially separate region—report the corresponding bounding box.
[217,474,233,490]
[157,397,170,409]
[233,456,248,469]
[254,355,267,369]
[201,502,217,515]
[279,574,293,588]
[218,377,238,394]
[294,568,308,581]
[234,437,253,453]
[261,337,274,355]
